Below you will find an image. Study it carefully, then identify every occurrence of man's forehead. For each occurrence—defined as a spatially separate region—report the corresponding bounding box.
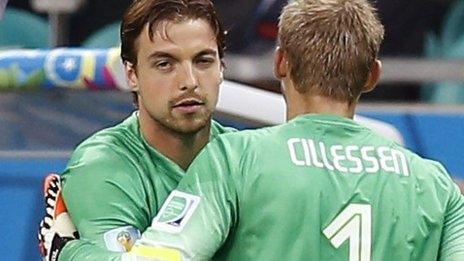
[145,19,216,43]
[139,19,217,51]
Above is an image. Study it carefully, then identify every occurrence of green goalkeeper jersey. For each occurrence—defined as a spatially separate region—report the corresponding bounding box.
[139,114,464,261]
[59,112,234,260]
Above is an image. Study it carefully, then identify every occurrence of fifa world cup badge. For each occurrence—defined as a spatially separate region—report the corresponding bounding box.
[117,231,133,252]
[104,226,141,252]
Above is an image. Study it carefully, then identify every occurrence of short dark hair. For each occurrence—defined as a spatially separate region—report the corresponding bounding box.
[121,0,226,66]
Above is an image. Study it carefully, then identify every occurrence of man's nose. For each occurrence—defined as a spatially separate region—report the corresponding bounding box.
[180,63,198,91]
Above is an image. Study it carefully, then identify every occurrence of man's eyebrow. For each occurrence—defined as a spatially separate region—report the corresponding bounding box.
[147,51,177,60]
[195,49,217,57]
[147,49,217,60]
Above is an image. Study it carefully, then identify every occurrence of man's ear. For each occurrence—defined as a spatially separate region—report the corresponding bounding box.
[274,46,288,80]
[362,59,382,93]
[219,65,224,84]
[125,62,139,92]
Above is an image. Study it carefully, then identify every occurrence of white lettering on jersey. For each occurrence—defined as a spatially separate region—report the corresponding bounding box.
[361,146,379,173]
[346,145,363,173]
[332,145,348,172]
[287,138,409,176]
[319,141,334,171]
[288,138,305,166]
[308,139,324,168]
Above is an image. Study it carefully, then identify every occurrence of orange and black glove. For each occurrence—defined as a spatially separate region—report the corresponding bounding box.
[38,174,79,261]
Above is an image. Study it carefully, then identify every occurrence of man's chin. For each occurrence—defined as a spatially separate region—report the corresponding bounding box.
[167,117,211,135]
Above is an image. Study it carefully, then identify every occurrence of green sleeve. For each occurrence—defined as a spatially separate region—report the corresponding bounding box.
[60,145,149,259]
[439,179,464,261]
[60,240,122,261]
[136,137,240,260]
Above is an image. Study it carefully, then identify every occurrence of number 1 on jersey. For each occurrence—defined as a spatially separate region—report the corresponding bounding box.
[323,204,371,261]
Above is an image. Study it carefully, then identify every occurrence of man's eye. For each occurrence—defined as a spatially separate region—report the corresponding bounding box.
[196,58,214,66]
[198,59,212,63]
[155,61,171,69]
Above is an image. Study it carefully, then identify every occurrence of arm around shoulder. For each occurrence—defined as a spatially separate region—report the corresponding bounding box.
[60,145,149,257]
[439,179,464,260]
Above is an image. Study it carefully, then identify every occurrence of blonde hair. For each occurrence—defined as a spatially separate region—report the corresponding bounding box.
[279,0,384,101]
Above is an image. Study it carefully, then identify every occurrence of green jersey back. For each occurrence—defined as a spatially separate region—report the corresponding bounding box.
[141,114,464,261]
[59,112,234,260]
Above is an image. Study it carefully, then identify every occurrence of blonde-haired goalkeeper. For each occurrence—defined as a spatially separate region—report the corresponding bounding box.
[128,0,464,260]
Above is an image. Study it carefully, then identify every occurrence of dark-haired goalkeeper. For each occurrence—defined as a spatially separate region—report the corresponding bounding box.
[38,0,234,260]
[129,0,464,260]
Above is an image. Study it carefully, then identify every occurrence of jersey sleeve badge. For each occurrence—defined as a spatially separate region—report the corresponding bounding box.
[104,226,141,252]
[151,190,201,233]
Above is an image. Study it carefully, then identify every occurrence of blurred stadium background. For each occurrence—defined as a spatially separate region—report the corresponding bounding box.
[0,0,463,260]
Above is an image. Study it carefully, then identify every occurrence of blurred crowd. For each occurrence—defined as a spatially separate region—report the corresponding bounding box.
[3,0,464,103]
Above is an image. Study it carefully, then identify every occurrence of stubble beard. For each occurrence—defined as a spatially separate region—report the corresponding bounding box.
[152,108,212,136]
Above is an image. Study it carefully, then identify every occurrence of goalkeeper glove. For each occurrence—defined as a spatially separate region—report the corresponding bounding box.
[38,174,79,261]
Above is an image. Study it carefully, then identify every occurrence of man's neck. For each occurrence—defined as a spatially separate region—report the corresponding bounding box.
[139,110,211,171]
[286,94,357,121]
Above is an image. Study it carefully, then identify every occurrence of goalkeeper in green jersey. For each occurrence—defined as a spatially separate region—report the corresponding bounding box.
[38,0,234,260]
[128,0,464,260]
[37,1,409,260]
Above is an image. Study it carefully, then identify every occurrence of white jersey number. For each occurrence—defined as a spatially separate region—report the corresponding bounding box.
[323,204,372,261]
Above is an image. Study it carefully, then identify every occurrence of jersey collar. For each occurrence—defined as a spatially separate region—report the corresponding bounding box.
[290,113,364,129]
